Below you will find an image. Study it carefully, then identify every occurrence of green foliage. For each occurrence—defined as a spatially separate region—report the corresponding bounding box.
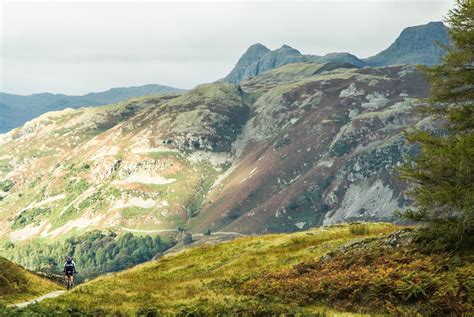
[65,178,88,194]
[274,135,291,149]
[399,0,474,250]
[184,166,216,217]
[330,139,355,157]
[1,231,172,282]
[0,179,14,192]
[12,207,52,229]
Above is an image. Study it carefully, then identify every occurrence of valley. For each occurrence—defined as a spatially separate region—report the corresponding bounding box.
[0,3,472,313]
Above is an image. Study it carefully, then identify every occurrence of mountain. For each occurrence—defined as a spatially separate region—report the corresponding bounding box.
[222,44,365,83]
[222,22,449,83]
[364,21,450,66]
[0,256,62,305]
[222,43,271,83]
[0,84,184,133]
[0,62,432,249]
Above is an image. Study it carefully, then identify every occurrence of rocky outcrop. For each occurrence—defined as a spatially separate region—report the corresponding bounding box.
[222,43,270,83]
[222,44,365,83]
[364,21,450,66]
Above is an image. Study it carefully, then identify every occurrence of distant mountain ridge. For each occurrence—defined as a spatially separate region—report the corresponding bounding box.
[0,84,184,133]
[223,21,450,83]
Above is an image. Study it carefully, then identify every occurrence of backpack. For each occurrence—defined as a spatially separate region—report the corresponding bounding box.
[65,260,74,271]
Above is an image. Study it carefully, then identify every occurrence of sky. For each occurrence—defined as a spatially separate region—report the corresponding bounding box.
[1,0,454,95]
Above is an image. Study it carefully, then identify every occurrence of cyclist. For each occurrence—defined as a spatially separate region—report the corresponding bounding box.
[63,256,77,289]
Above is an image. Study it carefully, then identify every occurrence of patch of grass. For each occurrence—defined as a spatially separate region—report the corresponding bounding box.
[0,257,62,305]
[146,151,179,160]
[120,206,150,218]
[349,223,370,235]
[0,160,12,173]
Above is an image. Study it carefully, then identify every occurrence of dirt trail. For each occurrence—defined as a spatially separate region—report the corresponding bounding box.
[10,290,66,309]
[120,227,247,237]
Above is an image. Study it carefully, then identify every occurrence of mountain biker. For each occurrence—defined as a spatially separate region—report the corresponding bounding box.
[63,256,77,288]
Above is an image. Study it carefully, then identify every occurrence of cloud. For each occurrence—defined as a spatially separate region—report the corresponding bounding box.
[1,1,453,94]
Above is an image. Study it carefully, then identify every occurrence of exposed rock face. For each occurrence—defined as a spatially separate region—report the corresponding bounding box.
[364,21,450,66]
[223,43,270,83]
[223,44,365,83]
[242,45,305,80]
[222,22,450,84]
[0,62,431,241]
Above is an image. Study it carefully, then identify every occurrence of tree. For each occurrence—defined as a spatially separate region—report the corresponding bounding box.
[399,0,474,250]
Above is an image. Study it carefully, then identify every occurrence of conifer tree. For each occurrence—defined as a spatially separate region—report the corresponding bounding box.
[399,0,473,250]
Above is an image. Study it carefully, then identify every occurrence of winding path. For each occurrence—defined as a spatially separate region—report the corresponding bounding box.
[119,227,247,237]
[10,290,66,309]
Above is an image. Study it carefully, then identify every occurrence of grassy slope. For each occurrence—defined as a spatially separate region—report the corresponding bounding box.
[40,223,398,315]
[0,257,63,305]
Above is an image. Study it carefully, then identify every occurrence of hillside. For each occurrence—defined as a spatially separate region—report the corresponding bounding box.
[222,22,449,83]
[0,84,184,133]
[0,63,431,247]
[3,223,470,316]
[0,256,62,305]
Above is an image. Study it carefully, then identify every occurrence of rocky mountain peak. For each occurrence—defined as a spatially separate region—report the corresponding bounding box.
[279,44,301,53]
[222,43,271,83]
[246,43,270,54]
[364,21,450,66]
[222,22,450,84]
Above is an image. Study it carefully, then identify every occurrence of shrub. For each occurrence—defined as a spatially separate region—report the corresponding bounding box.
[240,234,473,316]
[183,233,193,245]
[349,223,369,235]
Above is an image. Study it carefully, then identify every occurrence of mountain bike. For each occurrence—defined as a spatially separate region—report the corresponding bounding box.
[64,273,75,290]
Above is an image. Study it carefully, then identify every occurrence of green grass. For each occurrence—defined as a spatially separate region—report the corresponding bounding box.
[348,223,370,235]
[0,257,63,305]
[38,223,398,315]
[0,160,12,174]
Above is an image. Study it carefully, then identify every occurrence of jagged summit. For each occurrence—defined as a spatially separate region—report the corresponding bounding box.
[222,43,270,83]
[364,21,450,66]
[247,43,269,51]
[222,21,450,83]
[279,44,300,52]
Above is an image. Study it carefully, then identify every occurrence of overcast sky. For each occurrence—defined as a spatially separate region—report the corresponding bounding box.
[1,0,453,95]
